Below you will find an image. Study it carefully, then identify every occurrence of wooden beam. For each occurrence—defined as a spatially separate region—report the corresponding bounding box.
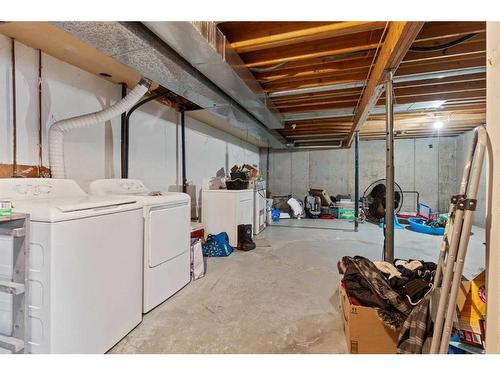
[242,30,384,68]
[231,22,386,53]
[271,73,485,104]
[252,49,376,76]
[403,38,485,64]
[275,80,486,112]
[255,57,372,82]
[414,22,486,43]
[263,72,367,92]
[263,53,484,92]
[0,164,51,178]
[218,22,333,44]
[346,22,424,146]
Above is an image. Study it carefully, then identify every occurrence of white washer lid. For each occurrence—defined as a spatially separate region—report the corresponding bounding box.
[11,196,140,222]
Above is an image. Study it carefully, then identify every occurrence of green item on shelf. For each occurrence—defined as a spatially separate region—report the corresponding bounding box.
[0,201,13,216]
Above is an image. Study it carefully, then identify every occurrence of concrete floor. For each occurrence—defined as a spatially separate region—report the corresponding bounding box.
[109,220,486,354]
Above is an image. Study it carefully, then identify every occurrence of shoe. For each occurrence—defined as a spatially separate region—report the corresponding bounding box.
[238,224,256,251]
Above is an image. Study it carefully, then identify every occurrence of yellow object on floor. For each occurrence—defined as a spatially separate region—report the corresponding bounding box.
[458,270,486,348]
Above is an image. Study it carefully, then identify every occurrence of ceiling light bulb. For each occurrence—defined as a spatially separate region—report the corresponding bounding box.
[434,120,444,129]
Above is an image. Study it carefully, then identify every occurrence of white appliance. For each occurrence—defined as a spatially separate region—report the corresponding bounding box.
[0,178,143,353]
[202,189,254,248]
[89,179,191,313]
[253,181,266,235]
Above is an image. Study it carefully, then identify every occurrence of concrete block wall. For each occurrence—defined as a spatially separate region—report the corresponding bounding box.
[0,36,259,215]
[263,136,484,222]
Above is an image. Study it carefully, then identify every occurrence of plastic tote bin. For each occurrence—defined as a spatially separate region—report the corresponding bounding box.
[408,217,445,236]
[334,208,356,219]
[271,209,281,222]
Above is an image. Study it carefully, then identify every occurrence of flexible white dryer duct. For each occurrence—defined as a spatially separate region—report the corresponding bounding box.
[49,78,152,179]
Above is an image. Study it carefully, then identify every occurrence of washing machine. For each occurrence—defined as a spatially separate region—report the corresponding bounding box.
[0,178,143,353]
[88,179,191,313]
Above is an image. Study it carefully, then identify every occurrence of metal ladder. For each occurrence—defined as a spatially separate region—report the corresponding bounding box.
[0,213,29,354]
[430,125,487,354]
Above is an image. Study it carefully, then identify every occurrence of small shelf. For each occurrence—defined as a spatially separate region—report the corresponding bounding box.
[0,213,28,223]
[0,226,26,237]
[0,213,29,354]
[0,334,25,353]
[0,280,25,295]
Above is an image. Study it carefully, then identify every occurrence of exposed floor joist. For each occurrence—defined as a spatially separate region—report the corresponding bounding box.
[217,22,488,145]
[346,22,424,146]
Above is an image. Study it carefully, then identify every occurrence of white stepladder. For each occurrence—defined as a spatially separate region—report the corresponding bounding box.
[430,125,487,354]
[0,213,29,354]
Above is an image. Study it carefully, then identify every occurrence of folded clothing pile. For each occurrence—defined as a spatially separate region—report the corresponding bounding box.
[338,256,437,353]
[375,259,436,305]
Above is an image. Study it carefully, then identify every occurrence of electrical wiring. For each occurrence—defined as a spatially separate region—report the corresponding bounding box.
[409,33,478,52]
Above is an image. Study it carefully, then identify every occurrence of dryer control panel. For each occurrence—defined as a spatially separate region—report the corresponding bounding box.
[89,179,150,195]
[0,178,86,199]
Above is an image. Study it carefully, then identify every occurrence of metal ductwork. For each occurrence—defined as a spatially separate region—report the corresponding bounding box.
[52,22,286,149]
[143,21,283,130]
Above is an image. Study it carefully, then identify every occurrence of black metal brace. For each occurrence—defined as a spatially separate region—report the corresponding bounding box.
[457,198,477,211]
[451,194,465,204]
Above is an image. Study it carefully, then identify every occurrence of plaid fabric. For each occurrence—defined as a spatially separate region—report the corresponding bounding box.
[346,256,412,316]
[397,294,432,354]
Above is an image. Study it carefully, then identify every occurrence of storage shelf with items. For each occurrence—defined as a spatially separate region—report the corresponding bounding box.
[0,213,29,354]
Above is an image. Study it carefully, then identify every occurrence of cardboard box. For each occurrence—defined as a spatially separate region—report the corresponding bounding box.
[458,271,486,348]
[339,283,400,354]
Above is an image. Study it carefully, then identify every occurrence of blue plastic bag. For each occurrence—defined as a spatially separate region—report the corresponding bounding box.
[202,232,233,257]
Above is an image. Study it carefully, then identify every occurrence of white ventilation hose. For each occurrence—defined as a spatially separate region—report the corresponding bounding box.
[49,78,152,179]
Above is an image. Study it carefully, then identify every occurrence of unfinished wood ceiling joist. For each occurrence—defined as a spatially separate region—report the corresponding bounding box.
[218,21,487,145]
[347,21,425,145]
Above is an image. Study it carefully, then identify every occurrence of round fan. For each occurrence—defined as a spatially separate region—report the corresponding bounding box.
[362,179,404,220]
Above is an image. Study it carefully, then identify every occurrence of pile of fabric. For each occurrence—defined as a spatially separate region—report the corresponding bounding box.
[338,256,437,353]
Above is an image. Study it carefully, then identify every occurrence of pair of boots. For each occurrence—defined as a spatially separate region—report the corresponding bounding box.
[237,224,256,251]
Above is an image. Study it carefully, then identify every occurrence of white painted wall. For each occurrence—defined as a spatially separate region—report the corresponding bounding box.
[486,21,500,353]
[0,36,260,216]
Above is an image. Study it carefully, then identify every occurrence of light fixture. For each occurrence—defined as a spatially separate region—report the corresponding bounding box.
[434,120,444,129]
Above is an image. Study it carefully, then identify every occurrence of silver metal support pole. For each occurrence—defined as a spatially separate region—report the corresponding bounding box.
[384,70,395,263]
[354,131,360,232]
